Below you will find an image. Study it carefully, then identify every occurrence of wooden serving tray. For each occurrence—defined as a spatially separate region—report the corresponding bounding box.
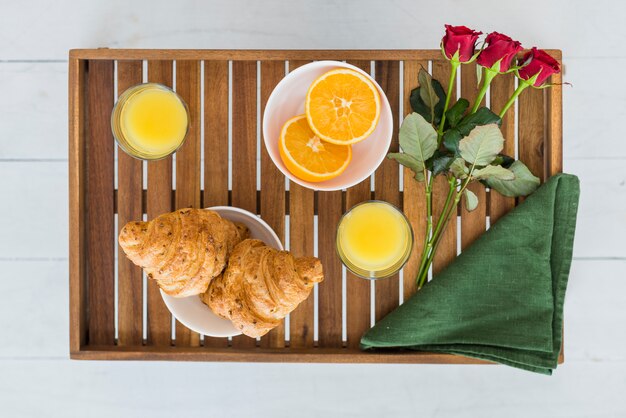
[69,49,563,362]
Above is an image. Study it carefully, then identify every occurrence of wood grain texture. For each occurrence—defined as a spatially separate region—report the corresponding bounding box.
[174,60,202,347]
[287,60,315,349]
[204,60,229,208]
[85,60,115,345]
[518,85,546,182]
[547,67,563,175]
[146,60,173,346]
[116,60,143,346]
[345,60,371,348]
[73,346,490,364]
[230,60,258,348]
[374,60,400,321]
[489,72,516,223]
[259,60,286,348]
[70,49,562,62]
[547,66,565,363]
[402,59,428,299]
[69,57,86,353]
[203,60,230,348]
[288,184,315,348]
[459,64,486,250]
[431,60,457,275]
[317,190,343,347]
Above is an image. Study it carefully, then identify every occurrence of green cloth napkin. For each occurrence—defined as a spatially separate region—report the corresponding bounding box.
[361,174,580,375]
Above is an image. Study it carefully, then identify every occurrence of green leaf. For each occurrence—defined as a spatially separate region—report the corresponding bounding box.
[473,165,515,180]
[409,73,446,125]
[443,129,462,154]
[458,124,505,166]
[485,160,540,197]
[387,153,426,181]
[409,88,433,124]
[464,189,478,212]
[456,107,502,136]
[430,153,455,176]
[491,154,515,168]
[418,69,439,123]
[443,107,502,154]
[445,98,469,128]
[450,158,469,179]
[398,113,437,163]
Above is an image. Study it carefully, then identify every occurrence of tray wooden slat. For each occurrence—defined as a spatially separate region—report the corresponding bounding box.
[231,60,258,348]
[203,60,230,348]
[69,57,86,353]
[318,190,343,348]
[259,60,287,348]
[116,60,144,346]
[519,87,546,182]
[70,49,561,62]
[146,60,173,346]
[548,73,565,363]
[288,182,315,348]
[287,60,315,349]
[547,73,563,175]
[345,59,372,349]
[174,60,202,347]
[373,61,401,320]
[69,49,563,363]
[86,60,115,345]
[203,61,230,208]
[489,73,517,223]
[401,59,428,298]
[75,345,491,363]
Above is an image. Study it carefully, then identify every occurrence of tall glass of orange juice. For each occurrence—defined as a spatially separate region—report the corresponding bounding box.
[111,83,189,160]
[336,200,413,279]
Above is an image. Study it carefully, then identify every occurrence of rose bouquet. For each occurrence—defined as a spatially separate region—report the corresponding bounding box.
[388,25,562,289]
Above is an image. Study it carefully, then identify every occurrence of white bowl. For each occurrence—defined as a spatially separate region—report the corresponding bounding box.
[160,206,283,338]
[262,60,393,191]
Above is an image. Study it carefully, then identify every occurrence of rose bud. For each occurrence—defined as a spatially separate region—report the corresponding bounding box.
[442,24,482,62]
[517,47,561,87]
[476,32,523,72]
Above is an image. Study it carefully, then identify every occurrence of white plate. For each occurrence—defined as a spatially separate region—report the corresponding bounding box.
[160,206,283,338]
[262,60,394,191]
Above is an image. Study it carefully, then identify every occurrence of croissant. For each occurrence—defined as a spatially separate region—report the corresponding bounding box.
[119,208,249,297]
[201,239,324,338]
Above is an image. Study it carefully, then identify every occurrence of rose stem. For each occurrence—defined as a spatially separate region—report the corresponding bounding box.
[416,59,461,288]
[436,60,460,143]
[417,167,475,289]
[499,82,529,118]
[416,176,456,288]
[470,68,497,114]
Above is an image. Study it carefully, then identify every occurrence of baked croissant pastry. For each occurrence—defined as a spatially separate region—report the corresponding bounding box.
[201,239,324,338]
[119,208,249,297]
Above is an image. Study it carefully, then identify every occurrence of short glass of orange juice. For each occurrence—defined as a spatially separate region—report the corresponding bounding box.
[336,200,413,279]
[111,83,189,160]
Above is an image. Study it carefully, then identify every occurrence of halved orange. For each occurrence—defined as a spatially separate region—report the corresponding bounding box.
[305,68,381,145]
[279,115,352,183]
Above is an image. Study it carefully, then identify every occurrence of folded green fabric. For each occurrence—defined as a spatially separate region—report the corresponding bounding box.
[361,174,580,375]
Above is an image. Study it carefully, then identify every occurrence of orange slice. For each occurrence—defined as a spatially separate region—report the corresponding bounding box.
[305,68,381,145]
[279,115,352,182]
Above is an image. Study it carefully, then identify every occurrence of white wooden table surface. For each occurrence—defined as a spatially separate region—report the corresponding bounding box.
[1,1,625,416]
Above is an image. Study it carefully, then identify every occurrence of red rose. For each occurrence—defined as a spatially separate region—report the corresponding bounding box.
[517,47,561,87]
[476,32,523,72]
[442,25,482,62]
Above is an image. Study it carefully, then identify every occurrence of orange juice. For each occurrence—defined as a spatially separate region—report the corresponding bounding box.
[336,201,413,279]
[112,83,189,160]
